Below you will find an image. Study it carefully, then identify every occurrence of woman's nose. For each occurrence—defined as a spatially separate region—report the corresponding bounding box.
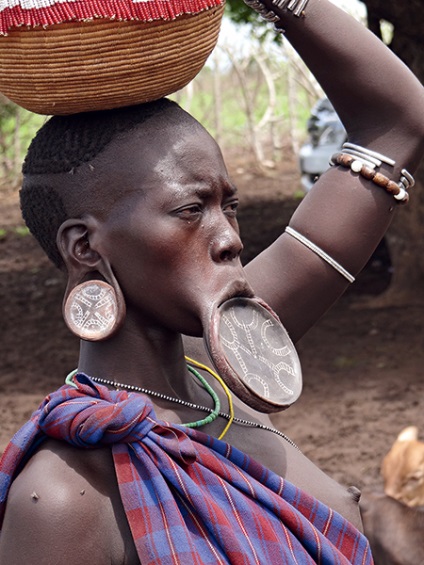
[210,222,243,263]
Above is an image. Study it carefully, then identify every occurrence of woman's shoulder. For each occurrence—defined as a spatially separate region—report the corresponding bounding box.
[0,439,138,564]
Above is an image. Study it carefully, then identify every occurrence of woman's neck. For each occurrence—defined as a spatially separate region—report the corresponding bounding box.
[77,321,198,400]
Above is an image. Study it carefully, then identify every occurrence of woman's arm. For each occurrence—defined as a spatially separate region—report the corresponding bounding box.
[244,0,424,342]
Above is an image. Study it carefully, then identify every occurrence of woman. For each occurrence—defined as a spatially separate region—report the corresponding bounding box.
[0,0,423,562]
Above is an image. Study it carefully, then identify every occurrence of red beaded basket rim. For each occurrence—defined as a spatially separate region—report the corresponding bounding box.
[0,0,223,35]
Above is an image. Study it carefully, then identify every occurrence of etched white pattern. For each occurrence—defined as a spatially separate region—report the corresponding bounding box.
[261,319,291,356]
[219,303,299,401]
[69,283,116,336]
[244,373,270,398]
[257,356,295,395]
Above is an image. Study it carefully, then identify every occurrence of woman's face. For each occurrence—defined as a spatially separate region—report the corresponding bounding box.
[93,121,253,337]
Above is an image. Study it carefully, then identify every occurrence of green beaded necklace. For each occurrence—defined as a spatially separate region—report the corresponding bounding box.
[183,365,221,428]
[65,365,221,429]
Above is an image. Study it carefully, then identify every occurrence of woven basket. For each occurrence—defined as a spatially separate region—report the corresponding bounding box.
[0,2,224,115]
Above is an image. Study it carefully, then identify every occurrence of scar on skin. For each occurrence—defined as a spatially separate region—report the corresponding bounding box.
[31,491,39,501]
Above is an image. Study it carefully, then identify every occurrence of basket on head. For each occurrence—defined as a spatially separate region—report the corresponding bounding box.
[0,0,225,115]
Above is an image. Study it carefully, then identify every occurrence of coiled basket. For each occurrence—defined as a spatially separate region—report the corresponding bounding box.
[0,0,224,115]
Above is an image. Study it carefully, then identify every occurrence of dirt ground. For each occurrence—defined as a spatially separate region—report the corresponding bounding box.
[1,147,423,498]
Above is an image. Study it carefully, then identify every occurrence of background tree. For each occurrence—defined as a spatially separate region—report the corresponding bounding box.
[0,95,23,190]
[360,0,424,306]
[0,94,44,192]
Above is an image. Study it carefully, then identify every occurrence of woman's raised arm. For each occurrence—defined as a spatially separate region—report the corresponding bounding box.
[244,0,424,341]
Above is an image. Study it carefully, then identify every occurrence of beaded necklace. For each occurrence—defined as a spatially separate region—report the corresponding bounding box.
[65,362,298,449]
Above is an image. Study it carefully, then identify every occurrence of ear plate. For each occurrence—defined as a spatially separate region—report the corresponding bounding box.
[63,280,119,341]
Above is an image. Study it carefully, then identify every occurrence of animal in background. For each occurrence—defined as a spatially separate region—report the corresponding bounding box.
[360,492,424,565]
[381,426,424,507]
[360,426,424,564]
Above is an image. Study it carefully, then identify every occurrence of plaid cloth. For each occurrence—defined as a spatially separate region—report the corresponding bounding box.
[0,373,373,564]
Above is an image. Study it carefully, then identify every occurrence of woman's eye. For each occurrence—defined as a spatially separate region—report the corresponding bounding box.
[223,201,239,218]
[176,205,202,219]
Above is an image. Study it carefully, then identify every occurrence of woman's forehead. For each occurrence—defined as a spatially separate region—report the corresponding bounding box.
[86,124,233,222]
[99,120,227,187]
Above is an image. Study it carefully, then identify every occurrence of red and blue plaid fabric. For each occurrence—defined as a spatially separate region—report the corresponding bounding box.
[0,373,373,564]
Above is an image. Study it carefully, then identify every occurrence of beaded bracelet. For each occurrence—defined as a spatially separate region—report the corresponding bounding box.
[243,0,310,33]
[340,142,415,192]
[330,152,410,204]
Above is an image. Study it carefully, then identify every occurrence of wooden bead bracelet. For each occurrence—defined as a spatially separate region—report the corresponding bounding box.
[330,152,409,204]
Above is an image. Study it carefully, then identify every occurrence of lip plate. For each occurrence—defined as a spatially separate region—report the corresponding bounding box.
[204,296,303,413]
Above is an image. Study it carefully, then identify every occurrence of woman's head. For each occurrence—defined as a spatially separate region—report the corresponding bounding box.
[21,100,251,338]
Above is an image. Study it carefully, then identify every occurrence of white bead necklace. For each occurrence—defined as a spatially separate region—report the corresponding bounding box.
[90,375,300,450]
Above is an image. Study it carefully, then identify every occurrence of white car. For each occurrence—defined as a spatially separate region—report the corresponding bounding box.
[299,98,346,192]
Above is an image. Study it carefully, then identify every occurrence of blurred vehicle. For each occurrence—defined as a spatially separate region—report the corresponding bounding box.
[299,98,346,192]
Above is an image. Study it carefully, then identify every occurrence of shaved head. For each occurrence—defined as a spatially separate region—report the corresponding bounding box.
[20,99,200,268]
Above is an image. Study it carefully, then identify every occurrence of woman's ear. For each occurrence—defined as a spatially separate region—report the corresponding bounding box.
[57,217,126,340]
[57,218,101,275]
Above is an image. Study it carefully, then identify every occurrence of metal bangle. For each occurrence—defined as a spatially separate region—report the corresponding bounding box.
[243,0,310,32]
[243,0,281,24]
[286,0,309,16]
[340,148,382,170]
[342,143,396,168]
[400,168,415,189]
[285,226,356,283]
[267,0,309,13]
